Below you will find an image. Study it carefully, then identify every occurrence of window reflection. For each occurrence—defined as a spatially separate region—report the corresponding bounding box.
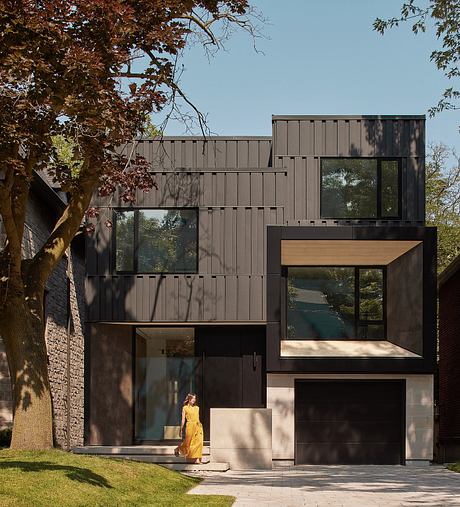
[287,266,385,340]
[115,210,135,271]
[321,159,378,218]
[114,208,198,273]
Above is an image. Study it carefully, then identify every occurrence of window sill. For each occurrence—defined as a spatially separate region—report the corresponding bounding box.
[280,340,421,358]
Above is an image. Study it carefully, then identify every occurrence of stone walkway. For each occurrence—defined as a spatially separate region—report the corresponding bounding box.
[188,465,460,506]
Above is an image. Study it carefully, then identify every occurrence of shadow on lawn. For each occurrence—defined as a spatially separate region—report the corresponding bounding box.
[0,461,112,488]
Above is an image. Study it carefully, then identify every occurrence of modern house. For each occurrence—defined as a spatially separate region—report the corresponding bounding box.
[438,254,460,462]
[85,114,436,465]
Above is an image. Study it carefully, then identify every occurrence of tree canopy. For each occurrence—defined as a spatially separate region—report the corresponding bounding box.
[0,0,258,449]
[374,0,460,118]
[425,143,460,271]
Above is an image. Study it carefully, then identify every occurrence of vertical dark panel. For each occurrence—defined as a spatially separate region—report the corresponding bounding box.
[226,140,237,167]
[259,140,272,167]
[226,172,238,205]
[288,120,300,156]
[238,172,251,205]
[314,121,324,156]
[325,120,338,156]
[225,275,237,320]
[306,157,320,220]
[276,120,288,155]
[224,207,234,273]
[338,120,350,156]
[237,275,250,320]
[237,140,248,168]
[216,276,225,320]
[248,141,259,167]
[236,207,247,273]
[264,172,276,206]
[215,140,226,167]
[275,170,287,207]
[250,275,264,320]
[294,157,306,219]
[86,276,100,321]
[251,172,263,206]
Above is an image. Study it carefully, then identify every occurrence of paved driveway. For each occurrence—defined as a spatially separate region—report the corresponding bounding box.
[188,465,460,506]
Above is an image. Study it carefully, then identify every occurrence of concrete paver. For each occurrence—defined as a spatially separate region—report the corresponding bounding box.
[188,464,460,506]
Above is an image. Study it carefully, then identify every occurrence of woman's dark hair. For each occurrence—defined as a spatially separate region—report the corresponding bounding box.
[183,393,197,406]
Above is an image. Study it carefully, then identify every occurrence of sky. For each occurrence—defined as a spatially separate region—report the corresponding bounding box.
[158,0,459,159]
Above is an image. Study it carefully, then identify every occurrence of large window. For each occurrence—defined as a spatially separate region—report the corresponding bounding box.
[321,158,400,219]
[115,209,198,273]
[287,266,385,340]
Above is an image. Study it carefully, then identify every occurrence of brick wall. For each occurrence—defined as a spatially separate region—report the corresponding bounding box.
[0,191,85,447]
[439,267,460,458]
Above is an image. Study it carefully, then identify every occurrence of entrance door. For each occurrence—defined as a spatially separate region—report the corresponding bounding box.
[295,380,405,464]
[134,327,201,442]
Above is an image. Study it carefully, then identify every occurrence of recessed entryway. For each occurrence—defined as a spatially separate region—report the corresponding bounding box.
[294,380,405,464]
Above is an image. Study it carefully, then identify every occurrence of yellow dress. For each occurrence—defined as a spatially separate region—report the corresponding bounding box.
[177,405,203,459]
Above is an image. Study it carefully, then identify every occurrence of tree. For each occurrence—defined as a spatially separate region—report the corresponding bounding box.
[0,0,260,449]
[425,143,460,271]
[374,0,460,118]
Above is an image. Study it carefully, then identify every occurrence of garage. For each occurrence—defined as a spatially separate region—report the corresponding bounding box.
[295,380,405,464]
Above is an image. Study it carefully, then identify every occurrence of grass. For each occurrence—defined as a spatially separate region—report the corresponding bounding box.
[447,462,460,473]
[0,449,234,507]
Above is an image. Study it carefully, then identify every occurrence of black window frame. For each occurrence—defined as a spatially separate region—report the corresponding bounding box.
[112,207,199,275]
[320,157,402,220]
[283,265,387,341]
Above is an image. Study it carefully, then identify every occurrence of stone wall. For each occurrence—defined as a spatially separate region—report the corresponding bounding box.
[0,191,85,448]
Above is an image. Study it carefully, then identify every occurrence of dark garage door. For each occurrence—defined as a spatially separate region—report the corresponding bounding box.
[295,380,404,465]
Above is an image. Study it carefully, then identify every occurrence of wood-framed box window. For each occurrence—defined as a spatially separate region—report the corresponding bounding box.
[320,158,401,219]
[113,208,198,274]
[285,265,386,340]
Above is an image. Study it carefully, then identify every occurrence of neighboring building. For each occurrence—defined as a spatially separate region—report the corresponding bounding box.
[0,173,85,448]
[86,115,436,465]
[438,254,460,462]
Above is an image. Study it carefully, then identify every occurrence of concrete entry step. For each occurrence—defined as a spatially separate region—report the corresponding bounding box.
[108,455,206,464]
[72,445,210,456]
[160,462,230,472]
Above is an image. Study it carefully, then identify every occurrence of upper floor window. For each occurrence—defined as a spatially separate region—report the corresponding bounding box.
[287,266,385,340]
[320,158,400,219]
[114,209,198,273]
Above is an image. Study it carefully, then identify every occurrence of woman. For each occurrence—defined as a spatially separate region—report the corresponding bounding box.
[174,393,207,464]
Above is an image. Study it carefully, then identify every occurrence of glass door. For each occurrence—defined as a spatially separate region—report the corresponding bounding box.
[134,327,200,442]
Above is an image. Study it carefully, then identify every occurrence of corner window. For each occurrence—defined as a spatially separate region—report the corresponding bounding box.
[287,266,385,340]
[320,158,400,219]
[115,209,198,273]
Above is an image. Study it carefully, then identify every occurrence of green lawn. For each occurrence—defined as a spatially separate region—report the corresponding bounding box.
[447,462,460,473]
[0,449,234,507]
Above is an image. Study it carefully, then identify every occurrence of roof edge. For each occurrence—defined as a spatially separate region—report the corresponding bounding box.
[136,136,272,141]
[438,254,460,288]
[272,115,426,121]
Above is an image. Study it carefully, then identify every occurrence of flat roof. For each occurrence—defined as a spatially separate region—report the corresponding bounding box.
[272,114,426,120]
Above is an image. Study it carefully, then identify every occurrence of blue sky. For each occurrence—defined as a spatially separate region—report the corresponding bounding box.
[159,0,458,156]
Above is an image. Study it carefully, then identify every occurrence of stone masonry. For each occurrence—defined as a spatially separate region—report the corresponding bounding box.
[0,187,85,448]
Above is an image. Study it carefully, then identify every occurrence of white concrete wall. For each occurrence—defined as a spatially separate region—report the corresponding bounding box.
[210,408,272,469]
[267,373,433,463]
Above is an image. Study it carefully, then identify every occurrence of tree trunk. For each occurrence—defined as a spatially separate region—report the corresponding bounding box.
[0,293,53,449]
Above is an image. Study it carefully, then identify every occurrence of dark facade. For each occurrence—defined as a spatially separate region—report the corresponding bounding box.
[85,115,436,464]
[438,255,460,462]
